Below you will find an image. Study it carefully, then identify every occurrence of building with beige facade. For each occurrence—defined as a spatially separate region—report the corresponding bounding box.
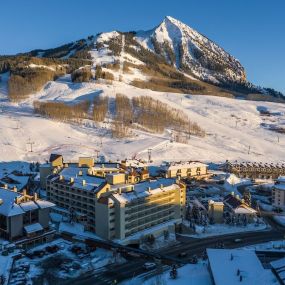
[46,162,186,241]
[225,161,285,179]
[46,166,110,232]
[43,155,186,241]
[272,176,285,209]
[162,161,208,179]
[96,178,186,241]
[208,200,224,223]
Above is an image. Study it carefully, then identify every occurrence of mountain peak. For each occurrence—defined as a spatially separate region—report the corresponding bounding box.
[137,16,246,84]
[164,15,179,22]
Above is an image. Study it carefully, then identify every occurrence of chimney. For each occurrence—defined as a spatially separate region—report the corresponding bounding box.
[4,184,8,190]
[59,175,64,181]
[231,191,234,196]
[70,177,74,183]
[23,189,26,196]
[147,187,151,193]
[82,180,86,186]
[160,184,163,189]
[78,170,83,176]
[13,186,17,192]
[236,195,240,200]
[118,187,122,195]
[34,193,38,201]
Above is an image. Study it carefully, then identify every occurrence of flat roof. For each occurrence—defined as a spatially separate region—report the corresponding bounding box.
[207,249,266,285]
[55,166,106,191]
[163,161,207,171]
[111,178,178,203]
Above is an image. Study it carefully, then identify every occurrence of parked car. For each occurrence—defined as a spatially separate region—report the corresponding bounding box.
[177,252,188,258]
[45,245,59,254]
[143,262,156,270]
[234,238,243,243]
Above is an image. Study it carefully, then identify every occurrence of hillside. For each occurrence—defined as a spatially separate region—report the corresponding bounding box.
[0,70,284,164]
[0,16,284,165]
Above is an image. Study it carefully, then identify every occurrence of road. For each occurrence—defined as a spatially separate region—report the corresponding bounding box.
[67,215,285,285]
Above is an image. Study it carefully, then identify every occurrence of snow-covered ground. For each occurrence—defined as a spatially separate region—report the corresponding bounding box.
[181,222,268,238]
[124,262,212,285]
[0,68,285,164]
[12,238,123,284]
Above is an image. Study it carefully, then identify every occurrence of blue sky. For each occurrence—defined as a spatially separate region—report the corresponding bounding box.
[1,0,284,93]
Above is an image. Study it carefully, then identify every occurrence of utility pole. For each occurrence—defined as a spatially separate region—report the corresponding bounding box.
[248,145,251,155]
[147,148,152,163]
[27,138,35,152]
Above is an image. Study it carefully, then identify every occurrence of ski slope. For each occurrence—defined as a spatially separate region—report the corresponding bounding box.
[0,72,284,164]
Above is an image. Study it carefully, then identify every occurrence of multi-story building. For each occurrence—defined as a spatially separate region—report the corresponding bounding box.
[96,178,186,241]
[225,161,285,179]
[208,200,224,223]
[44,155,186,241]
[272,176,285,209]
[46,166,110,232]
[0,188,54,242]
[162,161,208,179]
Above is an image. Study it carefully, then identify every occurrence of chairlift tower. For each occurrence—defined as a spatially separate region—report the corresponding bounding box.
[27,138,35,152]
[148,148,152,162]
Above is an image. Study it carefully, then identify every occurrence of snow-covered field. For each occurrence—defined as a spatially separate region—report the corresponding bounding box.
[0,69,285,164]
[125,262,212,285]
[181,222,268,238]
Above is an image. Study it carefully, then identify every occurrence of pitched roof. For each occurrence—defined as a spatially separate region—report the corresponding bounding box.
[223,194,242,209]
[49,153,63,163]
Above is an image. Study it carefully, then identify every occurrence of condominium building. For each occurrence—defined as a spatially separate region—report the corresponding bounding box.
[225,161,285,179]
[96,178,186,241]
[0,188,54,241]
[46,166,110,232]
[44,155,185,241]
[272,176,285,209]
[162,161,208,179]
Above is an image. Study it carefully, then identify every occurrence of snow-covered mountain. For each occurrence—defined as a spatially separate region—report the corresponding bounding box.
[23,16,246,86]
[135,16,246,84]
[0,16,284,164]
[4,15,282,99]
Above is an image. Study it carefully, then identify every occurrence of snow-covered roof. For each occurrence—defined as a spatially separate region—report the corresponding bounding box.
[91,163,120,171]
[274,184,285,191]
[207,249,267,285]
[0,188,54,217]
[24,223,43,234]
[271,257,285,282]
[162,161,207,171]
[111,178,179,203]
[20,201,39,212]
[122,159,147,168]
[57,166,106,192]
[0,173,29,190]
[0,189,23,216]
[35,199,55,209]
[273,176,285,191]
[278,176,285,182]
[233,206,256,214]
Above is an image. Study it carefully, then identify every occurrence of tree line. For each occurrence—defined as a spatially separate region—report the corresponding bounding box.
[33,100,91,122]
[112,93,205,138]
